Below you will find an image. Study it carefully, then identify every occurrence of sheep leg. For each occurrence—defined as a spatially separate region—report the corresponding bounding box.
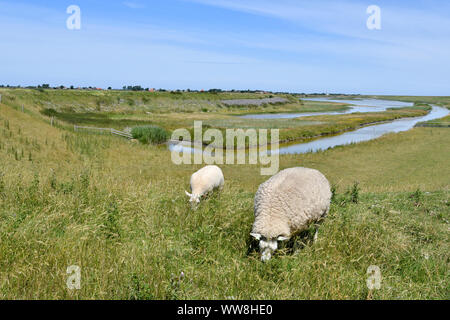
[312,222,322,242]
[313,209,328,242]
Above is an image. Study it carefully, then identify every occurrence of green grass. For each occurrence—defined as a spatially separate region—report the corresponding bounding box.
[0,90,448,300]
[0,169,448,299]
[416,115,450,128]
[131,126,170,144]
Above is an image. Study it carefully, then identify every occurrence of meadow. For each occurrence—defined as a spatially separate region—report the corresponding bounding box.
[0,89,448,299]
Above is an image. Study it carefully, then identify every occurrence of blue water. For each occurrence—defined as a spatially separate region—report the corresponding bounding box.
[276,105,448,155]
[169,99,449,155]
[239,98,413,119]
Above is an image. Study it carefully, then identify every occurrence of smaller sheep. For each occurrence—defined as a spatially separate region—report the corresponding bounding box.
[250,167,331,262]
[185,165,224,205]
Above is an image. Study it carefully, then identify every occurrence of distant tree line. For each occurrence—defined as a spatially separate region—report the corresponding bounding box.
[123,85,147,91]
[0,84,362,97]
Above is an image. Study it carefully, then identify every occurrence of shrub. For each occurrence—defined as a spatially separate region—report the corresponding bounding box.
[131,125,170,144]
[103,200,120,240]
[128,273,154,300]
[410,188,423,206]
[40,108,58,117]
[349,181,360,204]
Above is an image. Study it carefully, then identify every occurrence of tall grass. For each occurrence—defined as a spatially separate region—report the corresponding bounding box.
[131,125,170,144]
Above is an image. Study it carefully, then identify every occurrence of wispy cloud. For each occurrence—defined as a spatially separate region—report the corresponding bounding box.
[123,2,145,9]
[182,60,249,65]
[186,0,450,41]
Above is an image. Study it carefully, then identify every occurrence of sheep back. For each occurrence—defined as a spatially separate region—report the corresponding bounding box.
[190,165,224,195]
[252,167,331,239]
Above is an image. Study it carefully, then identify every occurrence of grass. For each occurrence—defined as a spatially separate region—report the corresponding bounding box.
[131,126,170,144]
[0,88,297,114]
[416,114,450,128]
[0,90,448,299]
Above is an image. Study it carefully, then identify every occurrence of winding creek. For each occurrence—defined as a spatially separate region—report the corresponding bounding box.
[239,98,414,120]
[169,98,449,155]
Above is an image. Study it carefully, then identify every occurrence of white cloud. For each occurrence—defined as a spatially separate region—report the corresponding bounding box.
[123,2,145,9]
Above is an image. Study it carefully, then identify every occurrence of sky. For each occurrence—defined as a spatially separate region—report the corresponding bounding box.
[0,0,449,95]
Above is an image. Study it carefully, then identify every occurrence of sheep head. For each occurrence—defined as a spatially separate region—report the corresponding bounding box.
[250,233,289,262]
[185,190,200,206]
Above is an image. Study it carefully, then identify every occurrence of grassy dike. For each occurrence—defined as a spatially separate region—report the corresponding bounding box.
[0,91,448,299]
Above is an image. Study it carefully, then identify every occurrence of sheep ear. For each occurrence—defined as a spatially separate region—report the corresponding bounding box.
[185,190,192,197]
[250,233,261,240]
[277,236,290,241]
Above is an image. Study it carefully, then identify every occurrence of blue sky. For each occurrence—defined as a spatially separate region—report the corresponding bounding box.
[1,0,449,95]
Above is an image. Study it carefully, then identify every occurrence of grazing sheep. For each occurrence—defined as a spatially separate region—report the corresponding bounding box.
[185,165,224,205]
[250,167,331,262]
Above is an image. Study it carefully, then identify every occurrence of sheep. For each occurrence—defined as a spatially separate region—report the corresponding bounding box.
[250,167,331,262]
[185,165,224,205]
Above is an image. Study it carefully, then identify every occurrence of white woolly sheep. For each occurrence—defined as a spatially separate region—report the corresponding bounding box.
[250,167,331,262]
[185,165,224,205]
